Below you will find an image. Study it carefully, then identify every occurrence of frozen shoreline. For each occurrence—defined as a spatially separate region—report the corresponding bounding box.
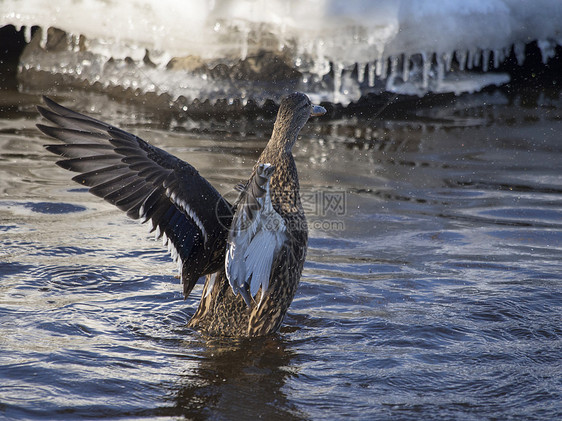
[2,0,561,104]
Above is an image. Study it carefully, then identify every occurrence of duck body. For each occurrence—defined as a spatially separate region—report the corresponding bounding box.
[38,93,325,337]
[191,142,308,336]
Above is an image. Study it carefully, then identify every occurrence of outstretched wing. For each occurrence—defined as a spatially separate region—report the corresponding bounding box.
[37,96,233,297]
[225,163,287,306]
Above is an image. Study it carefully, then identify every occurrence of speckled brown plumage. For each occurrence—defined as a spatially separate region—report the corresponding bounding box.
[189,141,309,336]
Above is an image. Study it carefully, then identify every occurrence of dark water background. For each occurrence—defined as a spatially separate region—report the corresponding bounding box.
[1,81,561,420]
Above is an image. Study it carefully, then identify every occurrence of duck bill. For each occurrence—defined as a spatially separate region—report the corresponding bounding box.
[311,104,326,117]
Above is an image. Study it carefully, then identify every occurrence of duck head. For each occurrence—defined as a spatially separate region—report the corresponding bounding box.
[271,92,326,151]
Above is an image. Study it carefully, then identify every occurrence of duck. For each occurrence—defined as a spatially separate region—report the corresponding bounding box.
[37,93,326,337]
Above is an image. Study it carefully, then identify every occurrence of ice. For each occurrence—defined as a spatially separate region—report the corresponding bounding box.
[402,54,411,82]
[493,49,501,69]
[357,63,366,84]
[456,50,467,72]
[513,43,526,66]
[2,0,561,105]
[538,39,557,65]
[421,52,432,90]
[389,71,511,97]
[443,52,453,73]
[368,62,376,87]
[23,25,31,43]
[482,50,490,72]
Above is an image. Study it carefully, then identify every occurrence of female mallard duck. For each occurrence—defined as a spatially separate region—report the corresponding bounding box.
[37,93,326,337]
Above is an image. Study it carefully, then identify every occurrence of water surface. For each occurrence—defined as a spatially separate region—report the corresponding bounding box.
[1,87,561,420]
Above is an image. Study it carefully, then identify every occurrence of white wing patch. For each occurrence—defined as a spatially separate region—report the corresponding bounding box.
[169,190,208,244]
[138,188,207,283]
[225,163,287,307]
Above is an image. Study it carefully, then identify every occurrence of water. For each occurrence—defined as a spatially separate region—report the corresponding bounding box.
[1,85,561,420]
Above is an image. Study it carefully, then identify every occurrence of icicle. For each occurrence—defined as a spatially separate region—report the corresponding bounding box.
[421,52,431,90]
[389,55,399,81]
[357,62,366,83]
[333,62,344,98]
[375,56,387,78]
[39,27,48,49]
[312,57,330,78]
[443,51,453,72]
[514,42,525,66]
[503,46,511,63]
[402,54,410,82]
[473,49,481,68]
[538,39,555,64]
[24,26,32,43]
[493,49,500,68]
[368,61,375,87]
[482,49,490,72]
[71,34,80,52]
[456,50,467,71]
[385,56,399,92]
[436,53,445,86]
[240,27,250,61]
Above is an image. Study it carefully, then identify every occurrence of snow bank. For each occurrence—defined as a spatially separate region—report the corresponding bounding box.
[2,0,561,104]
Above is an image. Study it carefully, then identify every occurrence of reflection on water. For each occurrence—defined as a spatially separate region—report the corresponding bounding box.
[1,84,561,420]
[169,337,304,420]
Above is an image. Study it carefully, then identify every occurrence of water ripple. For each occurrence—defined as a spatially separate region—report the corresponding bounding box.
[1,89,561,420]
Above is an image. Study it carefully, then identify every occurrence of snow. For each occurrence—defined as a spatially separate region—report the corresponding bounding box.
[2,0,561,104]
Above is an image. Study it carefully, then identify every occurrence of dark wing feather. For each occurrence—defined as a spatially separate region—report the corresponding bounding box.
[37,96,233,297]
